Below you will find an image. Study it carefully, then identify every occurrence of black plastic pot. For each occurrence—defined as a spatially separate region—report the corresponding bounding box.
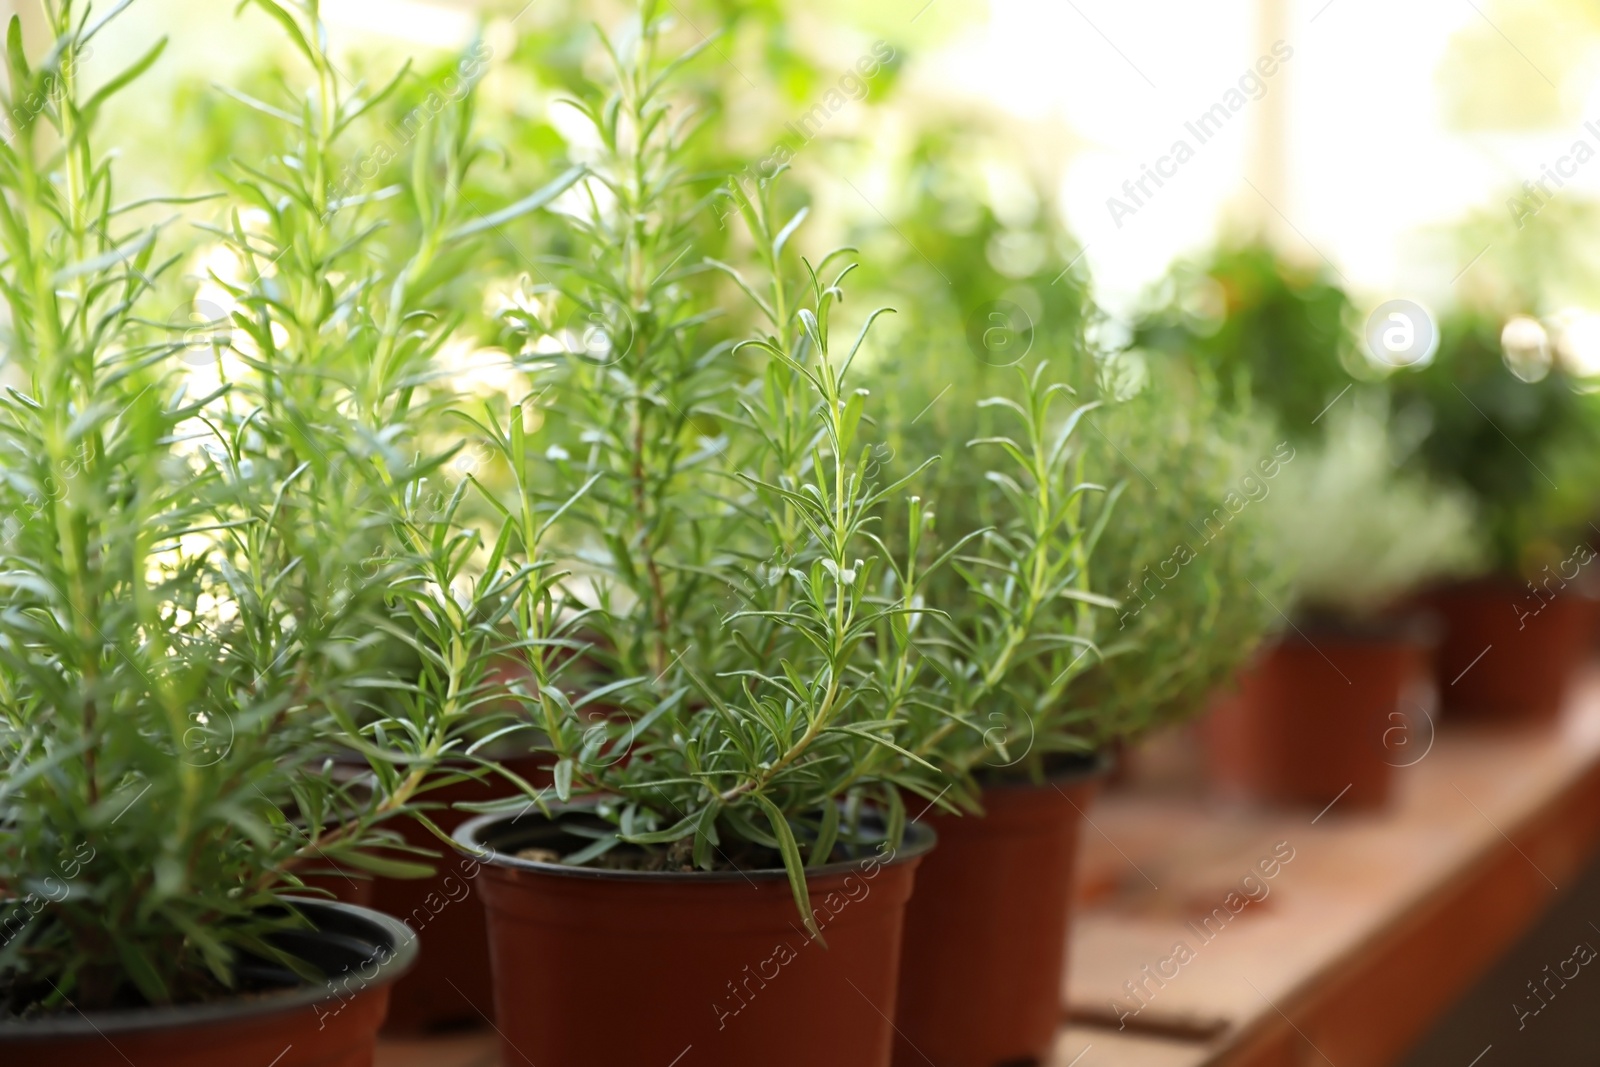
[0,899,417,1066]
[457,811,936,1067]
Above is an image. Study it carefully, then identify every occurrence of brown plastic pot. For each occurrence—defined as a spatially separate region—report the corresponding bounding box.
[1426,577,1594,723]
[1204,628,1427,810]
[455,811,935,1067]
[893,755,1106,1067]
[367,752,550,1033]
[347,751,553,1036]
[0,899,415,1066]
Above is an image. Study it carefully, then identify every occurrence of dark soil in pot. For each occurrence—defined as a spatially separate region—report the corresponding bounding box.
[0,898,416,1066]
[893,753,1107,1067]
[1424,577,1594,723]
[455,810,934,1067]
[1204,624,1429,810]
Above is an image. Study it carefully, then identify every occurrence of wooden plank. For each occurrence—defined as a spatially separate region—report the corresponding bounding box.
[374,1025,1210,1067]
[1052,1025,1209,1067]
[1066,669,1600,1067]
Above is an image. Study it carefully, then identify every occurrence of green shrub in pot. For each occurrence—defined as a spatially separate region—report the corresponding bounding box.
[189,0,590,1030]
[1073,356,1289,742]
[843,168,1286,763]
[1388,307,1600,577]
[1265,400,1481,625]
[0,3,569,1060]
[0,0,411,1031]
[1129,240,1510,792]
[852,304,1289,1063]
[827,141,1292,1064]
[1384,305,1600,718]
[857,327,1121,1065]
[451,11,946,1065]
[1201,400,1483,809]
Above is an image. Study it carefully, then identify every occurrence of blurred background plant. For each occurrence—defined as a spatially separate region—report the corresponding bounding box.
[1130,240,1365,438]
[1387,306,1600,578]
[1075,358,1290,742]
[1262,400,1482,623]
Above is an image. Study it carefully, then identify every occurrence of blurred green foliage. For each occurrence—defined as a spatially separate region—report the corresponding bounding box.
[1264,401,1481,618]
[1132,232,1600,588]
[1131,241,1363,437]
[850,129,1285,755]
[1080,360,1289,739]
[1389,309,1600,574]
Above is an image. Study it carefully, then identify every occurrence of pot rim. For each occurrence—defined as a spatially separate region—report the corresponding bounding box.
[0,898,417,1041]
[1277,610,1439,647]
[1427,573,1600,602]
[453,810,938,883]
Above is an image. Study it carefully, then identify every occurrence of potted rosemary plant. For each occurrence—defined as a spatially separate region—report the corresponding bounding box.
[0,2,575,1060]
[196,2,583,1030]
[1390,307,1600,721]
[808,130,1290,1060]
[1206,401,1481,809]
[810,150,1106,1067]
[885,358,1115,1067]
[1071,356,1289,748]
[861,332,1287,1064]
[450,10,943,1066]
[0,3,428,1061]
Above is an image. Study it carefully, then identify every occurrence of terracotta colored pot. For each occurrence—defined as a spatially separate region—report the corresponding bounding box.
[455,811,935,1067]
[893,756,1106,1067]
[0,899,415,1066]
[368,753,549,1033]
[1426,577,1594,723]
[1204,630,1427,810]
